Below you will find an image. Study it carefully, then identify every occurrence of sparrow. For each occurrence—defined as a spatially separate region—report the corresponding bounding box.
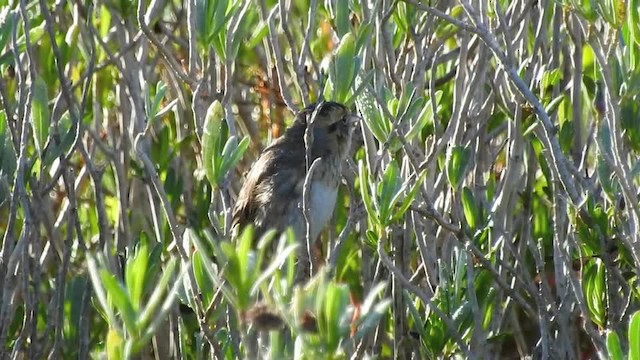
[232,101,359,278]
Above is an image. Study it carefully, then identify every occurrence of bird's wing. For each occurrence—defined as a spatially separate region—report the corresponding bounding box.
[231,151,272,234]
[231,136,305,238]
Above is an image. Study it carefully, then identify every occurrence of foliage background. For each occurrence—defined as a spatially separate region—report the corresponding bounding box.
[1,0,640,358]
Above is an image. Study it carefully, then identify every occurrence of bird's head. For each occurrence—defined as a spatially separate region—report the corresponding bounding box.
[295,101,360,160]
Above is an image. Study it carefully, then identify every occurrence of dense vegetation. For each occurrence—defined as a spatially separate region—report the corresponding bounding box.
[1,0,640,358]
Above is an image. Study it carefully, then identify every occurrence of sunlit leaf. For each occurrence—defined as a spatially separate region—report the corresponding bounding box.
[31,76,50,159]
[378,160,402,224]
[106,328,124,360]
[137,258,178,331]
[125,236,150,312]
[630,311,640,360]
[334,0,350,37]
[355,79,388,143]
[100,269,137,335]
[606,330,623,360]
[359,160,379,228]
[201,100,224,186]
[333,32,357,102]
[583,259,606,328]
[461,186,480,231]
[393,169,427,222]
[0,10,15,52]
[446,145,470,189]
[192,250,215,308]
[323,283,350,351]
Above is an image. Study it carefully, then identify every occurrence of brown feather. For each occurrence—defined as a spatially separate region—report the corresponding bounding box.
[231,101,356,248]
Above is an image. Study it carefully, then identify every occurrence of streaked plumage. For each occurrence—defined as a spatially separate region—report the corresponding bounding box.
[232,101,358,279]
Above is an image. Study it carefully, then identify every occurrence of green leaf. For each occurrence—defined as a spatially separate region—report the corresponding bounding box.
[251,243,298,295]
[0,110,5,151]
[607,330,623,360]
[353,297,392,342]
[378,160,402,225]
[201,100,224,187]
[407,92,440,141]
[544,94,565,115]
[0,21,45,67]
[247,20,268,48]
[355,78,388,143]
[541,68,563,89]
[196,0,231,48]
[99,5,112,39]
[334,0,350,37]
[224,226,257,310]
[0,11,15,52]
[192,250,214,308]
[393,2,410,33]
[31,76,50,159]
[106,329,124,360]
[446,145,470,189]
[583,259,606,328]
[598,0,625,26]
[137,258,177,331]
[333,32,357,103]
[629,0,640,47]
[404,291,429,343]
[424,311,447,355]
[149,80,167,120]
[218,135,238,180]
[393,169,427,222]
[365,230,378,249]
[359,160,379,228]
[355,23,373,52]
[211,30,227,60]
[461,187,480,231]
[125,236,150,312]
[630,310,640,360]
[226,135,249,171]
[236,223,254,278]
[191,233,238,308]
[597,127,619,200]
[324,282,349,351]
[229,4,250,60]
[42,111,77,166]
[521,94,564,139]
[19,22,46,50]
[574,0,598,20]
[87,255,119,330]
[134,264,186,355]
[211,0,231,38]
[100,269,137,335]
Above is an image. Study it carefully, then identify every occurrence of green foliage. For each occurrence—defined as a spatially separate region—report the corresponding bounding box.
[446,145,470,190]
[31,76,49,159]
[87,238,183,359]
[4,0,640,358]
[631,311,640,360]
[607,330,623,360]
[327,32,359,104]
[200,100,250,189]
[582,258,606,328]
[359,159,426,240]
[605,310,640,360]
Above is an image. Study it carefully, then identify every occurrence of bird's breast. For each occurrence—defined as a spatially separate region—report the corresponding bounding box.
[309,180,338,237]
[288,156,343,241]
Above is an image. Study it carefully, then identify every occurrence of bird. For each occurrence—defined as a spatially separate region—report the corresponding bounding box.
[231,101,359,280]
